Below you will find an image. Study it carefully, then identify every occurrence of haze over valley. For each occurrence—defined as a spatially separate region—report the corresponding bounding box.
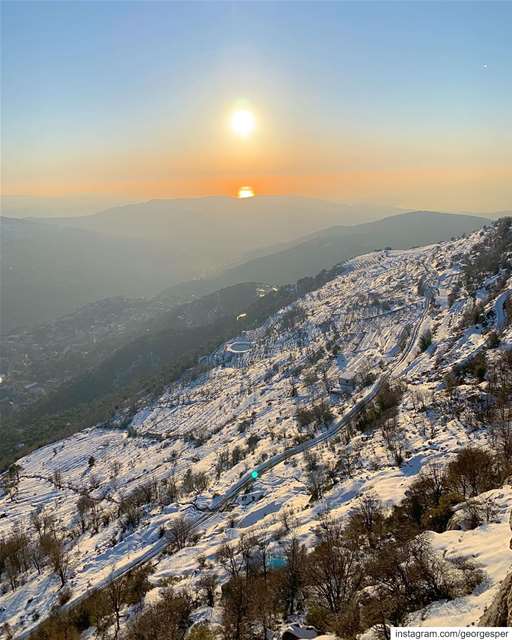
[1,201,489,331]
[1,2,511,639]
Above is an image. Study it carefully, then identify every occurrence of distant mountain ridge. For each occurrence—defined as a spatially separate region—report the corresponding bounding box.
[1,200,489,332]
[157,210,490,302]
[1,216,185,332]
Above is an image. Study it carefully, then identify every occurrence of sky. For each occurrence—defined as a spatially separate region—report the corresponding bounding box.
[1,0,512,213]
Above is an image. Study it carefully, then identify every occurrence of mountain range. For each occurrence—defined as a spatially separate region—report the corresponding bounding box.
[1,198,489,332]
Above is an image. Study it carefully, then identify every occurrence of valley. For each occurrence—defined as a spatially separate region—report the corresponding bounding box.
[1,220,511,638]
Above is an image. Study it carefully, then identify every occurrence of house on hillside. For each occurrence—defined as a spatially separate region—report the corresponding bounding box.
[338,372,356,392]
[282,624,318,640]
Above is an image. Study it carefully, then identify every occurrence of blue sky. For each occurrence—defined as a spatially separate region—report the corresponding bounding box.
[2,1,511,210]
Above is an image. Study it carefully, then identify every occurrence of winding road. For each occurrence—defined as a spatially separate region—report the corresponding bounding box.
[16,277,435,640]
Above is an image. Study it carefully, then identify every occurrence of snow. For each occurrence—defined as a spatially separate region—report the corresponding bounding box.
[2,226,511,637]
[410,487,512,627]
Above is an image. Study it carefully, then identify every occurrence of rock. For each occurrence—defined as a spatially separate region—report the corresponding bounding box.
[479,570,512,626]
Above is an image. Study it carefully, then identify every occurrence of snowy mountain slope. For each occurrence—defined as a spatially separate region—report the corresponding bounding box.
[1,222,511,638]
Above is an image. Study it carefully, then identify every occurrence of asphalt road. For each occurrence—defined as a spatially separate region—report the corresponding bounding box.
[16,280,435,639]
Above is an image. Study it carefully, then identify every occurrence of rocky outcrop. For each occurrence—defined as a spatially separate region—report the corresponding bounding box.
[478,505,512,625]
[479,570,512,626]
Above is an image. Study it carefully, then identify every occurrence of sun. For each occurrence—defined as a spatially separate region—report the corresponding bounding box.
[231,109,255,138]
[238,186,254,199]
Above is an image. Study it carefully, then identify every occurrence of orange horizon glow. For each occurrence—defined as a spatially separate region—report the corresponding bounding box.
[3,3,512,214]
[4,97,511,211]
[5,164,511,212]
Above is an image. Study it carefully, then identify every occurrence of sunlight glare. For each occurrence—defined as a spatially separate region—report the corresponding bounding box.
[231,110,255,138]
[238,186,255,199]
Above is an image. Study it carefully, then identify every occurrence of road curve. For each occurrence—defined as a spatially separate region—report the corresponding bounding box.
[16,284,434,640]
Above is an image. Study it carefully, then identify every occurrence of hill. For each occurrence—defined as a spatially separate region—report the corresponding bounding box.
[1,200,487,332]
[157,210,490,300]
[0,217,186,332]
[0,282,280,463]
[1,220,511,639]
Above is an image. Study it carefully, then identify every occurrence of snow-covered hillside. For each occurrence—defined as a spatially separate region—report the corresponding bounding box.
[1,222,511,639]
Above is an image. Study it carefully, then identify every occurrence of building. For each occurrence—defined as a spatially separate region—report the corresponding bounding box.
[282,624,318,640]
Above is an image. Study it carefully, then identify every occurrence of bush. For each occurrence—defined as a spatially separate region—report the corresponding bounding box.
[461,301,485,328]
[305,604,330,633]
[421,493,461,532]
[123,588,192,640]
[296,401,333,428]
[187,624,218,640]
[280,306,306,331]
[445,447,497,498]
[419,330,432,352]
[364,534,483,630]
[390,448,501,535]
[57,586,72,606]
[487,331,500,348]
[356,381,403,432]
